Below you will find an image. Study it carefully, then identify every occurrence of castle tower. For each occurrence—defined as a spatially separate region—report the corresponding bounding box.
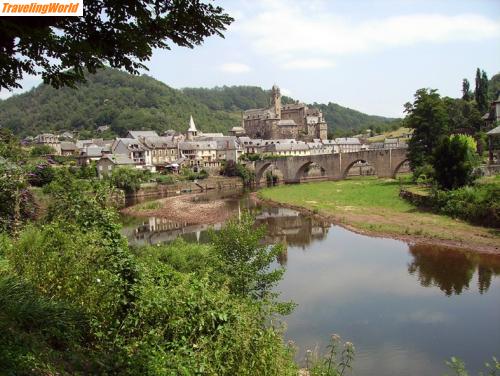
[271,84,281,119]
[187,115,198,140]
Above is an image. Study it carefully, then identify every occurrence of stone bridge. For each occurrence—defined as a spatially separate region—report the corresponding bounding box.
[253,148,409,184]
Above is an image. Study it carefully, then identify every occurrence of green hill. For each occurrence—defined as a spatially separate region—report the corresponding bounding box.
[0,68,398,138]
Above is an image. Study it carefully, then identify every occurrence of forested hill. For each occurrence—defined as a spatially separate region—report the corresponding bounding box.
[181,87,399,135]
[0,68,397,138]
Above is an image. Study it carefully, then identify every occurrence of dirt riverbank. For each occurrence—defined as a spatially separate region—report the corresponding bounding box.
[121,192,241,225]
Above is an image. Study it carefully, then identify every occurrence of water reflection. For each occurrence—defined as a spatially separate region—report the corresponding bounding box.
[121,191,500,376]
[122,192,330,248]
[408,244,500,296]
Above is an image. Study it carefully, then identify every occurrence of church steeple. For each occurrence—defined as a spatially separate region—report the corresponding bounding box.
[187,115,198,140]
[271,84,281,118]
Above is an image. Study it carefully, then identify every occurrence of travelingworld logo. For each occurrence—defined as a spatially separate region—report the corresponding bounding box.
[1,0,82,16]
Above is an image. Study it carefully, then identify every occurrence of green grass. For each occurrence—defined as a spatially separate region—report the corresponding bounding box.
[258,177,500,249]
[134,200,162,211]
[260,177,413,214]
[367,127,412,143]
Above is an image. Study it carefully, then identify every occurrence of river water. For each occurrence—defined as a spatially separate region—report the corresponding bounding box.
[121,190,500,376]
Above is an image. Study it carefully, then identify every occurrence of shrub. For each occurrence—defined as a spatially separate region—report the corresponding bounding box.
[110,166,150,193]
[432,183,500,227]
[27,163,55,187]
[0,162,37,233]
[155,174,175,185]
[432,134,480,190]
[210,213,285,301]
[220,160,254,184]
[29,144,55,157]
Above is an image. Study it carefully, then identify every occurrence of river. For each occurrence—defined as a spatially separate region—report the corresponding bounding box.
[121,189,500,376]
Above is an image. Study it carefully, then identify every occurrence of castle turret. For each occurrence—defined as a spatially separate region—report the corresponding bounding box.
[272,84,281,119]
[187,115,198,140]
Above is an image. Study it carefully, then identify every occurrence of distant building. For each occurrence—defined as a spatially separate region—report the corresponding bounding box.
[112,138,153,169]
[34,133,61,155]
[243,85,328,141]
[60,141,77,156]
[482,94,500,128]
[126,130,159,139]
[334,137,362,153]
[97,154,136,178]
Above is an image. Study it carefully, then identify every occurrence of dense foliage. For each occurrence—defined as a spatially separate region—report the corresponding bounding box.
[220,160,254,184]
[0,69,241,138]
[0,0,232,91]
[433,135,479,190]
[432,182,500,228]
[405,88,449,170]
[0,68,398,139]
[0,147,299,374]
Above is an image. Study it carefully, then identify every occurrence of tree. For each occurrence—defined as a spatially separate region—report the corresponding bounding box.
[443,97,482,135]
[0,1,233,91]
[210,213,285,300]
[475,68,489,114]
[404,88,448,170]
[432,134,479,190]
[461,79,472,101]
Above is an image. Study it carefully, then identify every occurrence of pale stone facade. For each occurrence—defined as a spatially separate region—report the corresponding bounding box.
[243,85,328,141]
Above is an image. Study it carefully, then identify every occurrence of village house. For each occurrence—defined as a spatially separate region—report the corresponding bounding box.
[112,138,153,170]
[141,136,179,168]
[263,141,310,157]
[96,154,136,178]
[334,137,362,153]
[34,133,61,155]
[60,141,77,156]
[178,140,220,168]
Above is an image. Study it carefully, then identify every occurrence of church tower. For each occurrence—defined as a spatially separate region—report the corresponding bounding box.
[271,84,281,119]
[187,115,198,140]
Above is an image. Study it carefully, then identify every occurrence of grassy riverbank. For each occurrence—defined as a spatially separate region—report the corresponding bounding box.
[259,177,500,253]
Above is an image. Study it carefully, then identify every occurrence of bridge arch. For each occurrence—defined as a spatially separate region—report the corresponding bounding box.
[255,161,285,185]
[391,158,410,178]
[342,158,376,178]
[294,160,328,181]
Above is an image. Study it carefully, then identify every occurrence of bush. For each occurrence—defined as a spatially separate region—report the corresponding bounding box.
[110,166,150,193]
[181,167,209,181]
[432,183,500,227]
[27,163,55,187]
[29,144,55,157]
[155,174,175,185]
[220,160,254,184]
[0,162,37,233]
[432,134,479,190]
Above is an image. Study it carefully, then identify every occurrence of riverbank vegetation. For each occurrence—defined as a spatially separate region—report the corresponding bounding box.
[0,170,299,374]
[0,130,302,375]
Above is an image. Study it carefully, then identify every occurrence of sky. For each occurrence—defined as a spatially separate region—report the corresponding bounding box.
[2,0,500,117]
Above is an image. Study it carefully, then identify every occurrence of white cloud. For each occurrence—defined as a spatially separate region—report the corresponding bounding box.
[238,0,500,61]
[219,62,252,73]
[282,58,334,70]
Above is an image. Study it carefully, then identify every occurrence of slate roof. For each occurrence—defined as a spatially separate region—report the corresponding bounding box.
[486,125,500,135]
[101,154,135,165]
[127,131,159,139]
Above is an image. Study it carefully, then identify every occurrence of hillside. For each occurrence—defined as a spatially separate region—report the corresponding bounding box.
[181,87,399,135]
[0,68,398,138]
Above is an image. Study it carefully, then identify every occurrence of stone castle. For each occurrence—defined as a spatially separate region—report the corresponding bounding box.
[242,85,328,141]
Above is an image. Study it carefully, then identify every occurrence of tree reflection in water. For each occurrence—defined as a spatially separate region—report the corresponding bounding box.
[407,244,500,296]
